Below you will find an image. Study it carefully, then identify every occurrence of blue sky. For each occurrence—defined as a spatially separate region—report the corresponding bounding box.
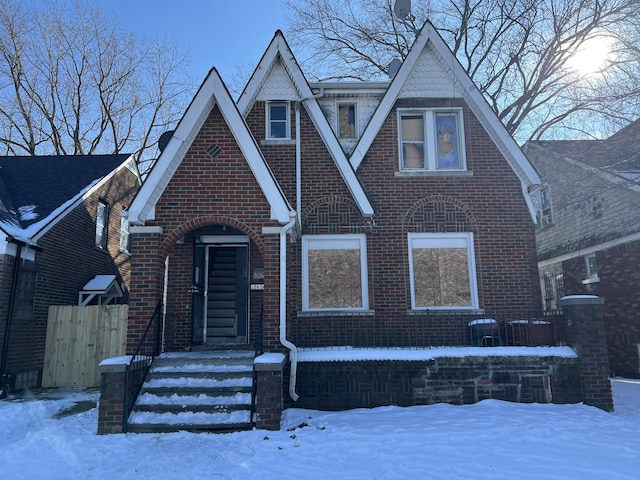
[100,0,288,83]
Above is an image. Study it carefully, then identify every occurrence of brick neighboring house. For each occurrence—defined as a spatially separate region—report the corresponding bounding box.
[524,120,640,377]
[0,154,141,394]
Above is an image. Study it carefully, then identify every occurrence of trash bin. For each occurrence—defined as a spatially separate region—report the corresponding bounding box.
[469,319,502,347]
[508,319,554,346]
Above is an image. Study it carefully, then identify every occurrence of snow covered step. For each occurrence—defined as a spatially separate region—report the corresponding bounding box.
[127,349,256,434]
[127,409,252,434]
[134,392,252,414]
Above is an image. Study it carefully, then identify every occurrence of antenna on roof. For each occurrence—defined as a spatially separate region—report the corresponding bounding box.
[394,0,419,37]
[388,58,402,79]
[394,0,412,20]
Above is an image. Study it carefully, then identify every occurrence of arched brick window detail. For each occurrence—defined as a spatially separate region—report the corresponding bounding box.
[302,197,367,235]
[404,195,477,233]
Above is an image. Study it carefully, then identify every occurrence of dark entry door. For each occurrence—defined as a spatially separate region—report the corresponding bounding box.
[206,245,248,342]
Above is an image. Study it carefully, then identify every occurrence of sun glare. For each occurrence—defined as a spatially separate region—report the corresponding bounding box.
[567,36,616,77]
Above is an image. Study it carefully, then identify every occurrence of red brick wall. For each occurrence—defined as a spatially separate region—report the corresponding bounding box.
[2,165,139,382]
[127,105,284,351]
[563,240,640,378]
[130,96,541,352]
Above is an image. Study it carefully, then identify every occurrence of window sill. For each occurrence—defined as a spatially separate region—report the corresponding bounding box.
[298,309,375,317]
[261,139,296,146]
[408,308,485,316]
[581,276,600,285]
[395,170,473,178]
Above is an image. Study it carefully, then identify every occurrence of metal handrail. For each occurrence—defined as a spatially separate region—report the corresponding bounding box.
[123,302,162,432]
[250,303,264,428]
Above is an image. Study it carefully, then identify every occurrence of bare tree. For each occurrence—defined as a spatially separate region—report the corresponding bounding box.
[0,0,194,173]
[284,0,640,142]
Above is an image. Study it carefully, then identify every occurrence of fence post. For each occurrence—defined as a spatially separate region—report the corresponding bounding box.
[561,295,613,411]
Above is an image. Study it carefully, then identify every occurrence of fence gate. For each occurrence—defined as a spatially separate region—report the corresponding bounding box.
[42,305,128,388]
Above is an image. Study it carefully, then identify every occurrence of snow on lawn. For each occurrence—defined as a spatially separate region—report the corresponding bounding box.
[1,379,639,479]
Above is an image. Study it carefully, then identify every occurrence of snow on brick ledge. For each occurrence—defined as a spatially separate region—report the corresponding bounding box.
[297,346,577,363]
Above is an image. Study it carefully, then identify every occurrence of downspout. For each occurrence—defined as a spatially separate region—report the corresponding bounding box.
[1,240,23,398]
[284,91,324,401]
[279,212,299,401]
[295,103,302,221]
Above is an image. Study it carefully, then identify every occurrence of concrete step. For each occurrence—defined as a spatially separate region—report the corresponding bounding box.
[127,349,256,434]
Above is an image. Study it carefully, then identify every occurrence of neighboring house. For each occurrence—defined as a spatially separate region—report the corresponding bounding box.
[123,22,545,410]
[525,121,640,378]
[0,154,141,393]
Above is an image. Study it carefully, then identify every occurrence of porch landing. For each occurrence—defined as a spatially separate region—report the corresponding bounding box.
[127,349,255,433]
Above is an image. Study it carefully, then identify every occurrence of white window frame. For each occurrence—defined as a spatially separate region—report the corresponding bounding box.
[337,101,357,139]
[95,200,109,249]
[266,101,290,140]
[119,214,130,252]
[585,254,599,281]
[302,234,369,312]
[408,232,479,310]
[532,186,553,230]
[398,108,466,172]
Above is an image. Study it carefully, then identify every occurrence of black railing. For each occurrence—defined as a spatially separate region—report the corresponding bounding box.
[250,304,264,428]
[290,309,566,350]
[123,302,163,432]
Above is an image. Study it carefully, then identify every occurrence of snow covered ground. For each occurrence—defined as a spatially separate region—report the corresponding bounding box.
[1,378,638,479]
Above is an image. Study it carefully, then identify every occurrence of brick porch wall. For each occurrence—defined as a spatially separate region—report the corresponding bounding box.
[289,356,581,410]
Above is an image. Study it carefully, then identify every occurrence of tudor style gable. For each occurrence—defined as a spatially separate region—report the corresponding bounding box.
[238,31,374,218]
[128,68,293,226]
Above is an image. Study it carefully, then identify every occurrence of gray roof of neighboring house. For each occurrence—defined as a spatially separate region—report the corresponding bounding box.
[531,119,640,174]
[0,154,131,232]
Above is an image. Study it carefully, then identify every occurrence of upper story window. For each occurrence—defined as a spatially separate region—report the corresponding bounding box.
[95,200,109,249]
[398,109,465,172]
[267,102,290,139]
[119,214,130,252]
[532,186,553,230]
[302,234,369,311]
[337,102,356,139]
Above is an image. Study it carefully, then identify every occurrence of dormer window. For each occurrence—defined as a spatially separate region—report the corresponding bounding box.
[398,109,465,172]
[267,102,290,139]
[337,102,356,139]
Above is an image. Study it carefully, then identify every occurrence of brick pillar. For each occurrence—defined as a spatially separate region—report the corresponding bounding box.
[97,359,128,434]
[254,353,286,430]
[561,295,614,411]
[127,226,164,353]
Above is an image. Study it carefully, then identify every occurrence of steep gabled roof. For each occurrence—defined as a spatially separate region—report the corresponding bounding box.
[0,154,135,242]
[128,67,294,225]
[349,22,540,211]
[238,31,374,217]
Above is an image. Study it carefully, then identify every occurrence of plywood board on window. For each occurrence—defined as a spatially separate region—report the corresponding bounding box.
[308,249,362,308]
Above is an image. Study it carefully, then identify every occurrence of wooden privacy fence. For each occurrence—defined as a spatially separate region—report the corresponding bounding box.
[42,305,128,388]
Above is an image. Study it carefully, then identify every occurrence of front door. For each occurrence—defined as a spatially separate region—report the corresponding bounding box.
[204,244,249,343]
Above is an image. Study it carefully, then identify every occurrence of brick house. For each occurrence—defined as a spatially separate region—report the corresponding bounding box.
[115,22,572,427]
[0,154,141,394]
[525,120,640,378]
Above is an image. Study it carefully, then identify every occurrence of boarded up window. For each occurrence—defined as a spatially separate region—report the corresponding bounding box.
[408,233,478,309]
[412,247,470,306]
[303,235,368,310]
